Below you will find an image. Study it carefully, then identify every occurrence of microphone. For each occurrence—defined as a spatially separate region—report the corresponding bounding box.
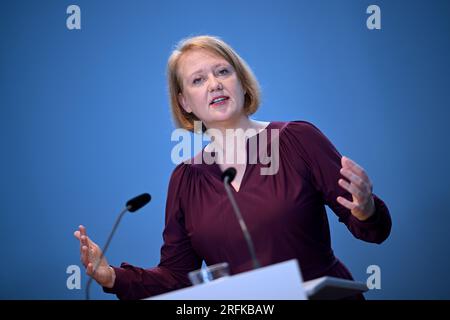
[222,168,261,269]
[85,193,151,300]
[126,193,152,212]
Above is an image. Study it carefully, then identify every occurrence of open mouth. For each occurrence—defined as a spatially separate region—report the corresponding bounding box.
[209,96,229,106]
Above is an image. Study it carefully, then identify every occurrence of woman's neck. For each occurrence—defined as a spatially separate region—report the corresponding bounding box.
[204,117,270,155]
[206,116,253,136]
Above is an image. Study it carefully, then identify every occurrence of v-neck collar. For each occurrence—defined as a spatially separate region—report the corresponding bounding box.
[201,122,274,193]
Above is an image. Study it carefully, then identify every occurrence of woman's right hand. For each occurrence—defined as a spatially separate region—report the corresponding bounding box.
[74,225,116,288]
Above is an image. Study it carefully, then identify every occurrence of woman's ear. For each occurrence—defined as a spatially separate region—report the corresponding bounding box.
[178,93,192,113]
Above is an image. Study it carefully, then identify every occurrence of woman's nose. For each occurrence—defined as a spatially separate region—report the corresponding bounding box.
[208,76,223,92]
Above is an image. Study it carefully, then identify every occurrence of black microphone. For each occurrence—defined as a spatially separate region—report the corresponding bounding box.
[126,193,152,212]
[85,193,151,300]
[222,168,261,269]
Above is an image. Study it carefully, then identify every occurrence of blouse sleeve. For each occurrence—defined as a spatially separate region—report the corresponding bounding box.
[282,121,392,244]
[103,163,202,300]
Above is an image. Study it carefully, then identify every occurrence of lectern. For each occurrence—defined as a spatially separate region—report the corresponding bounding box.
[146,259,368,300]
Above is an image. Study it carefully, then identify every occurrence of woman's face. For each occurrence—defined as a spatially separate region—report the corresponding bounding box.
[177,49,246,128]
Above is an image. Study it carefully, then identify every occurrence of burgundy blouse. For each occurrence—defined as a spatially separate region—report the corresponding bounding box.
[104,121,391,300]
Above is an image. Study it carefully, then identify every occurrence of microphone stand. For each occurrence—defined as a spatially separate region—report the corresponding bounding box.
[223,174,261,269]
[85,205,131,300]
[84,193,150,300]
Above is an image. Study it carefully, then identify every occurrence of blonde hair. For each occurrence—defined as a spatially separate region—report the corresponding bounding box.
[167,35,261,132]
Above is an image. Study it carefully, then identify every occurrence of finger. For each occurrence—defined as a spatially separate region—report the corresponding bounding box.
[81,245,89,266]
[337,196,358,211]
[86,262,94,276]
[79,225,87,249]
[81,235,90,252]
[340,168,372,196]
[341,156,370,181]
[84,235,96,249]
[80,226,97,248]
[87,261,100,278]
[79,225,87,237]
[338,178,364,200]
[74,230,83,252]
[340,168,365,188]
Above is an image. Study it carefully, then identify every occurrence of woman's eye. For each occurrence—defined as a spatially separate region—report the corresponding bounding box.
[218,68,229,76]
[192,78,202,85]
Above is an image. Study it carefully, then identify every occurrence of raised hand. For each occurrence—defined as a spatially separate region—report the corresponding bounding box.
[337,156,376,221]
[74,225,115,288]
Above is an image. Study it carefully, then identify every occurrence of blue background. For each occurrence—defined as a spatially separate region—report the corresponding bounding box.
[1,0,449,299]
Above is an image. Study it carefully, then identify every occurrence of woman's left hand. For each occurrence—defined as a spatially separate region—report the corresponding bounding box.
[337,156,376,221]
